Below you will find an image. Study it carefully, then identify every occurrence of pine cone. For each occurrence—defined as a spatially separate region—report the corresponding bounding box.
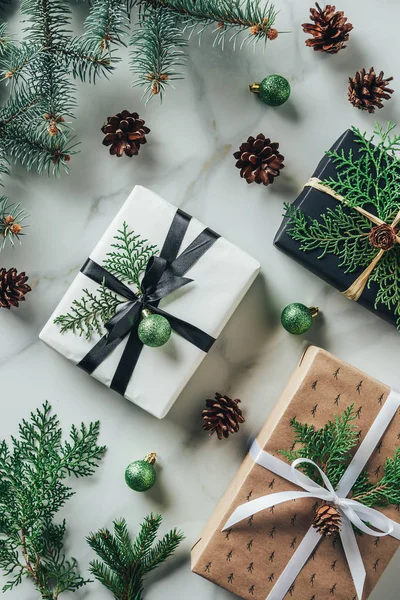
[234,134,284,186]
[302,3,353,54]
[0,268,31,309]
[348,68,394,113]
[369,223,397,251]
[101,111,150,157]
[313,503,341,536]
[202,393,245,440]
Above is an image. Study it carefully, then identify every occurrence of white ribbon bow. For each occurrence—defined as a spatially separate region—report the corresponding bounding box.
[223,390,400,600]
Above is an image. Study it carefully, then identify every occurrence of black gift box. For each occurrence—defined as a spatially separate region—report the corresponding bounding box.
[274,129,396,328]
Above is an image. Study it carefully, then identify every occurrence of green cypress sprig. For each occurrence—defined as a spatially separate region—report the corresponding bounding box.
[284,122,400,330]
[87,514,184,600]
[0,402,106,598]
[281,405,400,510]
[54,222,158,339]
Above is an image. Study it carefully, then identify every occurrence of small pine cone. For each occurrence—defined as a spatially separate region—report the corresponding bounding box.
[348,68,394,113]
[313,503,341,536]
[234,134,284,186]
[202,393,245,440]
[369,223,397,250]
[302,3,353,54]
[101,110,150,158]
[0,268,31,309]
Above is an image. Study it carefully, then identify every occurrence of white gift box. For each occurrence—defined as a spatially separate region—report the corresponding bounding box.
[40,186,260,418]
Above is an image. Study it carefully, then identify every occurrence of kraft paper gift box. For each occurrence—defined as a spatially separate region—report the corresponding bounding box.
[191,346,400,600]
[40,186,260,418]
[274,128,398,328]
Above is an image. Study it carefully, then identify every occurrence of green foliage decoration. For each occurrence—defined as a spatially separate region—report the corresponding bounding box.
[87,514,184,600]
[0,402,106,599]
[129,0,280,101]
[0,0,129,178]
[281,404,400,510]
[284,122,400,329]
[54,221,158,339]
[0,196,28,251]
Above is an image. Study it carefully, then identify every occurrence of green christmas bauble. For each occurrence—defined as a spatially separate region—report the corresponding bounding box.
[281,303,317,335]
[257,75,291,106]
[138,313,171,347]
[125,454,157,492]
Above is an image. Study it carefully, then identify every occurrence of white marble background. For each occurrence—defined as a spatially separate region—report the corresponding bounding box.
[1,0,400,598]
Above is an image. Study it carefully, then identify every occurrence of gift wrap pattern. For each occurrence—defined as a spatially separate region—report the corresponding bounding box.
[40,186,260,418]
[191,346,400,600]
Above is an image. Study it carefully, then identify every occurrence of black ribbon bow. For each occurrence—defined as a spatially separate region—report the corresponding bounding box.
[77,208,220,396]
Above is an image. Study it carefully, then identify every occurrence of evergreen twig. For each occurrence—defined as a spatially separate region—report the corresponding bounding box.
[0,196,28,251]
[87,514,184,600]
[280,405,400,511]
[284,122,400,329]
[54,222,158,339]
[0,402,106,598]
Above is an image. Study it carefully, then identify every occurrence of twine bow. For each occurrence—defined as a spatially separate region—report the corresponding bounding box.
[305,177,400,301]
[223,390,400,600]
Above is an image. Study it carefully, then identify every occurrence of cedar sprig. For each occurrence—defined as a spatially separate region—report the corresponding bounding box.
[280,404,359,488]
[54,281,125,340]
[102,221,158,288]
[284,122,400,329]
[0,402,106,598]
[281,405,400,510]
[87,514,184,600]
[0,196,28,251]
[54,222,157,339]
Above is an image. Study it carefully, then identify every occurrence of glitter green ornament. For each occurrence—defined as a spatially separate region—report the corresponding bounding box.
[281,303,319,335]
[249,75,291,107]
[125,453,157,492]
[138,309,171,347]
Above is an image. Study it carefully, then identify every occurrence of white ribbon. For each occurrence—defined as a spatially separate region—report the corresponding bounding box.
[223,389,400,600]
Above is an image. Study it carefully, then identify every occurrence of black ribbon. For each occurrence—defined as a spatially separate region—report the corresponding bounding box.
[77,208,220,396]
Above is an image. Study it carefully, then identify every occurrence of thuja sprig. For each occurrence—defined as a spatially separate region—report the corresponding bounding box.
[0,196,28,251]
[0,402,106,598]
[54,281,125,340]
[280,405,400,509]
[54,222,158,339]
[284,122,400,329]
[87,514,184,600]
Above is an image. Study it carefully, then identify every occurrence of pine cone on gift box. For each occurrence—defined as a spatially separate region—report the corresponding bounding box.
[348,68,394,113]
[313,502,341,536]
[202,393,245,440]
[234,134,284,186]
[0,267,31,309]
[101,111,150,157]
[302,3,353,54]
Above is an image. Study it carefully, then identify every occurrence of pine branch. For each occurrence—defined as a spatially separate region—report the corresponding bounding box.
[54,281,125,340]
[142,0,278,47]
[130,5,187,102]
[0,402,105,598]
[88,515,184,600]
[0,196,28,251]
[352,448,400,507]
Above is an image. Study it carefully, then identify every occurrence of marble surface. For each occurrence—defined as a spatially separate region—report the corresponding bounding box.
[1,0,400,598]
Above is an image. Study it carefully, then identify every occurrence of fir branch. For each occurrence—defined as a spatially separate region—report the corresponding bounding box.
[88,514,184,600]
[130,5,187,102]
[0,196,29,251]
[54,281,125,340]
[0,402,105,598]
[103,221,158,288]
[144,0,278,47]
